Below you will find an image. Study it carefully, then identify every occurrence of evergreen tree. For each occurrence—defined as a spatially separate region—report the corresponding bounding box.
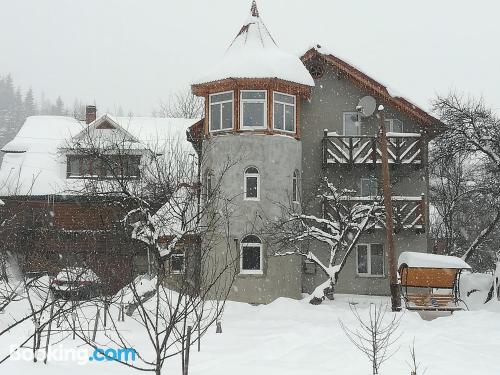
[24,88,37,117]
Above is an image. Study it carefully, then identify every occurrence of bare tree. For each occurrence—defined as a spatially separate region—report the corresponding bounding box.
[62,125,238,374]
[268,178,381,303]
[406,339,427,375]
[156,90,204,119]
[339,303,402,375]
[431,93,500,271]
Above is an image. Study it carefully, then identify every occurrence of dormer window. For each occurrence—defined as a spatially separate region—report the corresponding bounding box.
[240,90,267,129]
[273,92,296,132]
[209,91,234,132]
[67,155,141,179]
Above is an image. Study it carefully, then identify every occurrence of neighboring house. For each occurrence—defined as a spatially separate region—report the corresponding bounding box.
[190,1,441,303]
[0,107,196,292]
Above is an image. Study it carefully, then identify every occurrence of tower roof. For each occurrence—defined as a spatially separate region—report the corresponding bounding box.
[193,1,314,87]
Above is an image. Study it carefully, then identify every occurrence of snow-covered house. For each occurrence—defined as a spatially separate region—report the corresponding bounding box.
[0,106,197,291]
[190,1,442,303]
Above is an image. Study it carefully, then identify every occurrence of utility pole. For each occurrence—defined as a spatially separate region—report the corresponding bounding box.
[378,106,401,311]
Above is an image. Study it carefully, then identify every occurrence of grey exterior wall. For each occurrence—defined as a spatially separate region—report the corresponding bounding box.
[299,61,429,296]
[201,134,303,304]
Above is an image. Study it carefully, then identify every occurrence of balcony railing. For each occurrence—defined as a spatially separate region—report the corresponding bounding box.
[322,131,422,167]
[323,195,426,233]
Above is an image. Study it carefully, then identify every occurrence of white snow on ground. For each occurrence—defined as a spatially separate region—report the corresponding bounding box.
[1,278,499,375]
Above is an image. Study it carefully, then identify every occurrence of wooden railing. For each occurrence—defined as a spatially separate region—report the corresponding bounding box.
[323,195,426,233]
[322,131,422,167]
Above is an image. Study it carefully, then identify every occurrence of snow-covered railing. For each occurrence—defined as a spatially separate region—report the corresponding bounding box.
[323,194,426,233]
[322,131,422,167]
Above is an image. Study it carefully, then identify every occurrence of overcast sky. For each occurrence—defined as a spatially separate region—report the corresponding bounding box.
[0,0,498,116]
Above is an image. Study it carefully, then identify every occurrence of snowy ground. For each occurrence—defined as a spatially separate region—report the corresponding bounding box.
[1,278,499,375]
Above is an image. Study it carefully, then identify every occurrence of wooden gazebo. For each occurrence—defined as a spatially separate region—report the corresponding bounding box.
[398,251,471,312]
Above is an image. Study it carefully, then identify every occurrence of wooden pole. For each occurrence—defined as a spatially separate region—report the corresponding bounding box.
[378,107,401,312]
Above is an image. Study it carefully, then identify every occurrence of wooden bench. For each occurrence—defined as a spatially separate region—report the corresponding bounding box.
[405,293,463,312]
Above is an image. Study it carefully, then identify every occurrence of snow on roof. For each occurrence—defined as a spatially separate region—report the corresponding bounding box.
[193,2,314,87]
[398,251,471,270]
[0,115,197,196]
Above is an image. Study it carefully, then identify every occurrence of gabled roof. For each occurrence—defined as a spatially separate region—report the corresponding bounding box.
[302,46,441,127]
[192,1,314,87]
[0,114,198,196]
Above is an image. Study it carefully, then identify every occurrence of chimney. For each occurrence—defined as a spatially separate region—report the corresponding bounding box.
[85,105,97,124]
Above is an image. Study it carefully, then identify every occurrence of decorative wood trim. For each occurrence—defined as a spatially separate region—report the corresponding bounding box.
[301,48,442,130]
[192,78,311,99]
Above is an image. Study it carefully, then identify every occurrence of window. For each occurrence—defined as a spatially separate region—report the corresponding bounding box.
[240,90,267,129]
[292,170,300,203]
[360,177,378,198]
[357,244,384,276]
[244,167,260,201]
[209,91,234,132]
[240,235,263,274]
[170,253,185,274]
[273,92,296,132]
[66,155,140,179]
[385,118,404,133]
[343,112,361,136]
[204,170,213,200]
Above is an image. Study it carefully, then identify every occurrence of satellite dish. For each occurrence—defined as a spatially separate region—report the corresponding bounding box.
[357,96,377,117]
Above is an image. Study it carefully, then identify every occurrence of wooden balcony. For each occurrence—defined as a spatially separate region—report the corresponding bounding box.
[322,131,422,167]
[323,195,426,233]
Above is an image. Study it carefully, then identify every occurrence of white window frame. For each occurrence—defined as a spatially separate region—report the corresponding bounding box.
[273,91,296,133]
[209,91,234,133]
[343,112,361,136]
[240,236,263,275]
[244,167,260,201]
[385,118,404,133]
[356,243,385,277]
[360,177,378,198]
[170,253,185,275]
[292,170,300,203]
[240,90,267,130]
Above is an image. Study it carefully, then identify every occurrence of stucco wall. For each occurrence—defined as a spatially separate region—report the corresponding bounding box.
[299,61,429,296]
[202,134,303,304]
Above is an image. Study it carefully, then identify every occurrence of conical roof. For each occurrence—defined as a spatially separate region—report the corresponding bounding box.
[193,1,314,87]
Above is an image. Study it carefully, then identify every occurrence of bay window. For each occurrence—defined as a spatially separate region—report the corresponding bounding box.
[209,91,234,132]
[240,90,266,129]
[273,92,296,132]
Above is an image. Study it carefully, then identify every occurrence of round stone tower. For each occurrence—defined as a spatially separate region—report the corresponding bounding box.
[191,1,314,304]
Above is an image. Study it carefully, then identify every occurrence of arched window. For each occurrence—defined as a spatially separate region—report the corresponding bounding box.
[240,235,263,274]
[292,170,300,203]
[244,167,260,201]
[204,170,213,200]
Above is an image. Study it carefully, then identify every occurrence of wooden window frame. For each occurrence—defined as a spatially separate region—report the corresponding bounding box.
[240,90,267,131]
[273,91,296,133]
[209,91,234,133]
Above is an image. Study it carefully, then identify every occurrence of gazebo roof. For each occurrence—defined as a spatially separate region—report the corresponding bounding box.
[398,251,471,270]
[192,1,314,87]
